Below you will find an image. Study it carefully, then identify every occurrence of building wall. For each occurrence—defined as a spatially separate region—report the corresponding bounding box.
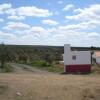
[70,51,91,65]
[64,44,71,65]
[65,65,91,73]
[96,57,100,64]
[64,44,91,65]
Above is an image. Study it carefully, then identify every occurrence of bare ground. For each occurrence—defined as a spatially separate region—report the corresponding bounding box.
[0,64,100,100]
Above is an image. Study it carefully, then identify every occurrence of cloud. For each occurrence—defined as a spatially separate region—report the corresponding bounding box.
[0,3,100,46]
[3,22,30,30]
[6,6,52,18]
[0,3,52,20]
[64,4,100,39]
[17,6,52,17]
[45,21,100,46]
[5,8,16,15]
[87,32,100,38]
[31,26,47,33]
[42,19,59,26]
[63,4,74,11]
[0,3,11,14]
[0,26,50,45]
[29,26,49,39]
[3,23,49,38]
[7,15,25,20]
[47,27,100,46]
[59,20,100,31]
[1,23,100,46]
[65,4,100,21]
[0,31,16,40]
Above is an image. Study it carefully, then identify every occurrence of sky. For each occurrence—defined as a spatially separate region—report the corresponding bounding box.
[0,0,100,47]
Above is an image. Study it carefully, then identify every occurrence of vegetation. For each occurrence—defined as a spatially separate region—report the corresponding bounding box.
[28,60,63,73]
[30,60,48,67]
[2,64,13,72]
[0,44,63,63]
[0,44,63,73]
[0,44,100,65]
[0,44,9,68]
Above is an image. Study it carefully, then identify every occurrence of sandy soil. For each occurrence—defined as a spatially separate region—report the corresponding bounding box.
[0,64,100,100]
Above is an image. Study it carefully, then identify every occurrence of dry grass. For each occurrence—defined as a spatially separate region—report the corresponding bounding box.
[0,73,100,100]
[91,65,100,74]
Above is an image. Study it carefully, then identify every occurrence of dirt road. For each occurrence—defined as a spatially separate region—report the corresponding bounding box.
[11,63,55,74]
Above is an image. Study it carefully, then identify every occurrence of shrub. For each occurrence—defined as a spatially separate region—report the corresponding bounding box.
[31,60,48,67]
[2,64,13,72]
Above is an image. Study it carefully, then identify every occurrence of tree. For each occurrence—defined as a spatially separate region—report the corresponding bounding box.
[44,53,54,66]
[0,43,8,68]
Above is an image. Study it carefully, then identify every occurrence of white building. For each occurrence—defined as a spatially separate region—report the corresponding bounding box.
[64,44,91,73]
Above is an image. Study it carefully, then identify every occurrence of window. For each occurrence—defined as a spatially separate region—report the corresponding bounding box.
[72,55,76,60]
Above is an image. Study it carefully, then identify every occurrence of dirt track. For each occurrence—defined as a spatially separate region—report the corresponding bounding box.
[11,63,55,74]
[0,64,100,100]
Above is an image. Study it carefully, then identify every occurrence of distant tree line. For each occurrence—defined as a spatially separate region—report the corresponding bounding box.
[91,46,100,50]
[0,44,63,67]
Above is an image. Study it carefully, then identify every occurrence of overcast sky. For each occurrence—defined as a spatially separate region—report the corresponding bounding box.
[0,0,100,46]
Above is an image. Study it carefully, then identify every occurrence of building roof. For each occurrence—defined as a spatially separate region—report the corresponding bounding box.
[71,47,91,51]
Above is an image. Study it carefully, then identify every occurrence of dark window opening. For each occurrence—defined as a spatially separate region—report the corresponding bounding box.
[72,55,76,60]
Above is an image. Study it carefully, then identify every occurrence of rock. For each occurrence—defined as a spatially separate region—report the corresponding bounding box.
[16,92,22,96]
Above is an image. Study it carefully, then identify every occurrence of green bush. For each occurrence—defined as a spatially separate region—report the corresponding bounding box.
[2,64,13,72]
[31,60,48,67]
[30,60,63,73]
[28,60,64,73]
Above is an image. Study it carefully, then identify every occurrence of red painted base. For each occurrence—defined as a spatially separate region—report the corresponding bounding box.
[65,64,91,74]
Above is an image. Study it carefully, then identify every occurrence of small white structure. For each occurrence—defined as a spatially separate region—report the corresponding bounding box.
[93,52,100,64]
[64,44,91,73]
[59,61,64,65]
